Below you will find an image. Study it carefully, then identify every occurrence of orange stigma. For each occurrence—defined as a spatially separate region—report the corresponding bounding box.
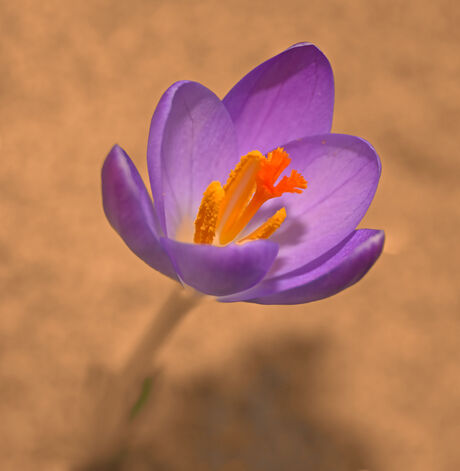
[193,148,307,245]
[257,148,306,197]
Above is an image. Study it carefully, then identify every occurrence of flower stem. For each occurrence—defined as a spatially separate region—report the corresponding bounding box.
[121,284,202,382]
[80,284,202,469]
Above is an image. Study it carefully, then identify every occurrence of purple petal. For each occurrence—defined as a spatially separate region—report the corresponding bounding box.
[147,81,238,239]
[220,230,384,304]
[102,145,178,280]
[223,43,334,156]
[244,133,381,277]
[161,238,278,297]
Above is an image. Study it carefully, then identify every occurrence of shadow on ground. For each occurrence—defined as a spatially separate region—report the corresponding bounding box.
[77,333,375,471]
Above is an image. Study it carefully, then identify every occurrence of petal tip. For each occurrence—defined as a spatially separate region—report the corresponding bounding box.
[102,144,129,172]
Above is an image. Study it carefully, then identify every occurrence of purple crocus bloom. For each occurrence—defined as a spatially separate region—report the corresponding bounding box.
[101,43,384,304]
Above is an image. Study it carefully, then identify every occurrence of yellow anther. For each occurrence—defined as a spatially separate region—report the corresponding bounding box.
[193,181,225,244]
[193,148,306,246]
[223,151,264,192]
[218,152,263,244]
[238,207,287,243]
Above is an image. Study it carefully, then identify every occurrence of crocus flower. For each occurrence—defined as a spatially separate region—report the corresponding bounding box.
[102,43,384,304]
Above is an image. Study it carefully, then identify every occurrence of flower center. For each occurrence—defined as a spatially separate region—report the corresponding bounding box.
[193,148,307,245]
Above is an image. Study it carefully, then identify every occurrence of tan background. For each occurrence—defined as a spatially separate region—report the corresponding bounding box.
[1,0,459,469]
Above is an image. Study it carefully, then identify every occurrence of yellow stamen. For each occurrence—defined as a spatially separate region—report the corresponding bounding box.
[193,147,306,245]
[239,208,287,243]
[193,181,225,244]
[219,148,306,244]
[218,151,263,242]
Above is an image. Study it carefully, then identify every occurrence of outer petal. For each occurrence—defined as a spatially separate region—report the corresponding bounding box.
[244,134,381,277]
[220,230,384,304]
[161,238,278,297]
[223,43,334,155]
[102,145,178,280]
[147,81,238,238]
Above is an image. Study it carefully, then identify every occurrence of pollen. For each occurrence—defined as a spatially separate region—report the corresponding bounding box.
[223,151,264,193]
[193,147,306,246]
[193,181,225,244]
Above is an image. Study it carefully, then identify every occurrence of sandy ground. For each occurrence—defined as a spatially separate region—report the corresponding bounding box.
[1,0,459,469]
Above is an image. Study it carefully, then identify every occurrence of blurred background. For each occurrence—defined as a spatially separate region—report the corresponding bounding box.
[1,0,459,469]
